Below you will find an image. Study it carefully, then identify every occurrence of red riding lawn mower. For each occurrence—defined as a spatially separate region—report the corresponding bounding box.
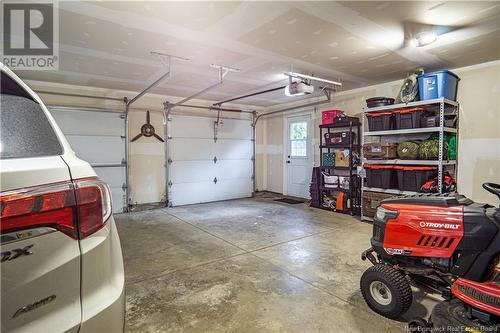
[360,183,500,332]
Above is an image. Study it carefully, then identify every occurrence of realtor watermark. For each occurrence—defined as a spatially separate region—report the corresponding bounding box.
[1,1,59,70]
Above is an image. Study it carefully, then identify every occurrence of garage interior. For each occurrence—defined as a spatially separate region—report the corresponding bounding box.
[13,1,500,332]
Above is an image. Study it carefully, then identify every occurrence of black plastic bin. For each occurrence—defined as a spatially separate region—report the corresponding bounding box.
[366,112,393,131]
[396,166,438,192]
[394,107,427,129]
[364,165,398,189]
[324,131,356,145]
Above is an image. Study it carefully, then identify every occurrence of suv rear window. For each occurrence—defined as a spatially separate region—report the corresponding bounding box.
[1,72,63,159]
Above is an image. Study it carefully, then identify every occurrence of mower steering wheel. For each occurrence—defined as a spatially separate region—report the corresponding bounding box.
[482,183,500,201]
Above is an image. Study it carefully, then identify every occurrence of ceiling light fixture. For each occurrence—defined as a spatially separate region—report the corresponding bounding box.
[410,31,438,47]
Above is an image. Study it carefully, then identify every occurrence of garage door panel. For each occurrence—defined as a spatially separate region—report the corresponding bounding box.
[216,139,252,160]
[66,136,124,164]
[215,160,252,180]
[170,161,214,183]
[109,188,125,214]
[49,107,126,213]
[169,115,253,206]
[215,179,252,201]
[217,119,252,140]
[93,166,125,188]
[170,138,214,160]
[171,182,215,206]
[50,109,124,136]
[170,116,213,138]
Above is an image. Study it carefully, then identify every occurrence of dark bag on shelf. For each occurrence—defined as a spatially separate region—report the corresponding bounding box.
[333,116,359,124]
[366,97,395,108]
[420,172,456,193]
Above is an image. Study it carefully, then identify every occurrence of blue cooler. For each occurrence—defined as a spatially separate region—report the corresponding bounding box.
[417,70,460,101]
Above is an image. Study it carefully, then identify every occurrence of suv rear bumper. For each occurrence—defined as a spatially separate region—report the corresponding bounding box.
[79,217,125,333]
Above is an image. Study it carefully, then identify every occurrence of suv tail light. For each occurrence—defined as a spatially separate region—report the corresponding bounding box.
[0,178,112,239]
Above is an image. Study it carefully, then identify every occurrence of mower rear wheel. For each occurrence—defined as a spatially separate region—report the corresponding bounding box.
[360,264,412,319]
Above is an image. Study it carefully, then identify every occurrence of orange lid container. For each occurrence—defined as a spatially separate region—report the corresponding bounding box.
[395,107,426,114]
[366,112,393,117]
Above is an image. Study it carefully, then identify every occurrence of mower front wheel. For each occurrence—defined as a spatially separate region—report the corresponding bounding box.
[360,264,412,319]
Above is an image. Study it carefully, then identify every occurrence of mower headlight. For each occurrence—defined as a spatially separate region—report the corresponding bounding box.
[375,206,398,222]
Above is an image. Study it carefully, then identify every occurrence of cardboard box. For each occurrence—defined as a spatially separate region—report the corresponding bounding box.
[335,149,350,167]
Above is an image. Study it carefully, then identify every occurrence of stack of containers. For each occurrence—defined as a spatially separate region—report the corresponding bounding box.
[361,70,460,219]
[364,164,438,192]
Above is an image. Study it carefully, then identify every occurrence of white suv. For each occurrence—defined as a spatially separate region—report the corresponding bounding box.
[0,64,125,332]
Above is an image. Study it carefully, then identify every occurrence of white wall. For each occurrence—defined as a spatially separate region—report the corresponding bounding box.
[26,80,258,205]
[256,60,500,205]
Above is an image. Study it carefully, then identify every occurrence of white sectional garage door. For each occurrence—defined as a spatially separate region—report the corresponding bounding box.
[49,107,126,213]
[168,115,253,206]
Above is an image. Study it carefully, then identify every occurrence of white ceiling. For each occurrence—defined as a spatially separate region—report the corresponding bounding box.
[15,1,500,107]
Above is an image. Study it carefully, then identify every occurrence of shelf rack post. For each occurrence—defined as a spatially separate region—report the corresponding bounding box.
[438,100,445,193]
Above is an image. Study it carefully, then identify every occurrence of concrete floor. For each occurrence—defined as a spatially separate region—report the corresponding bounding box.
[115,193,439,333]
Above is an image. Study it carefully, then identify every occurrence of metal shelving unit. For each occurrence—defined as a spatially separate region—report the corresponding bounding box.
[361,98,459,221]
[315,120,361,215]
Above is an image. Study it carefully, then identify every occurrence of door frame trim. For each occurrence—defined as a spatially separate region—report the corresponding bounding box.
[282,111,313,196]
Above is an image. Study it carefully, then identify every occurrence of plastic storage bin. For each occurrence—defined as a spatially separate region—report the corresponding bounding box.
[394,107,427,129]
[366,112,393,131]
[363,143,398,159]
[324,131,356,145]
[322,173,339,188]
[421,115,456,128]
[417,70,460,101]
[396,166,438,192]
[322,109,343,125]
[362,191,397,218]
[364,164,398,189]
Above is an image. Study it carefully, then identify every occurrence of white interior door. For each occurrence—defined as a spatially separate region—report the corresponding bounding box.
[285,114,313,198]
[169,115,253,206]
[49,107,126,213]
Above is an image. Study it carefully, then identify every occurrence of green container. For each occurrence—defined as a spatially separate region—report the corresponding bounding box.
[446,135,457,160]
[323,152,335,166]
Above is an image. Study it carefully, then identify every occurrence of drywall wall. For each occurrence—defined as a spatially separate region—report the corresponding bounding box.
[256,60,500,205]
[25,79,258,205]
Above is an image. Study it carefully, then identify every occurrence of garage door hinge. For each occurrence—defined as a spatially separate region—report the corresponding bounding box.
[119,114,126,119]
[122,183,127,190]
[121,158,126,165]
[167,158,172,164]
[120,135,126,139]
[213,177,218,184]
[168,180,173,188]
[167,135,172,140]
[213,156,217,164]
